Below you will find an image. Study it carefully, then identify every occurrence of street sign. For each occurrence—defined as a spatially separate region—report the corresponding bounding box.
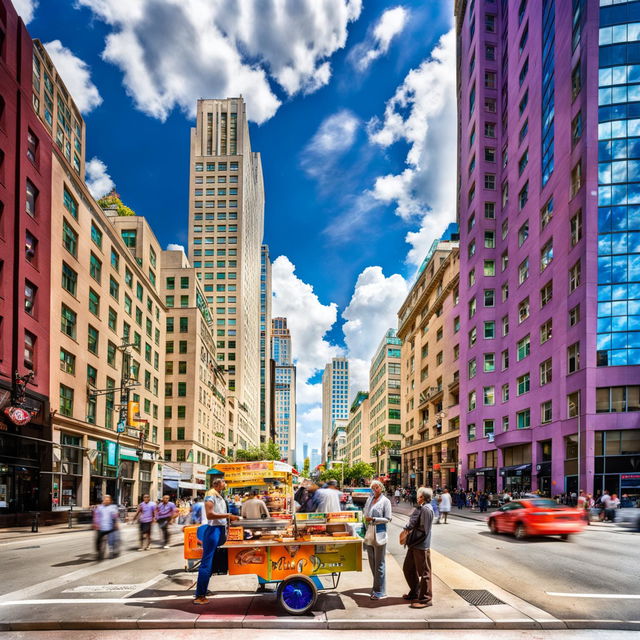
[117,421,126,433]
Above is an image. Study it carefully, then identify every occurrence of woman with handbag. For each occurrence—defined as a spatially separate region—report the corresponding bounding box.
[400,486,434,608]
[363,480,392,600]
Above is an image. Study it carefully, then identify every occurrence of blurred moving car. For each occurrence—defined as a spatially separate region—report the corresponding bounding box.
[487,498,585,540]
[615,507,640,531]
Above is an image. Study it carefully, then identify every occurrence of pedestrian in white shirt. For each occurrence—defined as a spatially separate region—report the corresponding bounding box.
[439,488,452,523]
[241,491,270,520]
[313,480,342,512]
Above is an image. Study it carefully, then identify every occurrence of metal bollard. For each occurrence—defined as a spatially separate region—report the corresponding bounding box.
[68,505,73,529]
[31,512,39,533]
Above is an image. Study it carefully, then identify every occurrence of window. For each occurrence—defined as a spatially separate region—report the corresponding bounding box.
[60,348,75,374]
[88,325,99,354]
[484,321,495,339]
[568,342,580,374]
[570,210,582,247]
[485,202,496,219]
[61,304,77,338]
[484,352,495,372]
[541,400,552,424]
[501,219,508,239]
[519,119,528,142]
[469,327,477,346]
[484,71,496,89]
[518,258,529,285]
[567,391,580,418]
[484,260,495,276]
[59,385,74,417]
[571,61,581,100]
[109,276,119,300]
[110,249,120,271]
[468,391,477,411]
[483,387,495,406]
[485,98,497,113]
[484,122,496,138]
[540,198,553,229]
[502,282,509,302]
[62,220,78,257]
[518,182,529,209]
[469,268,476,287]
[570,161,582,198]
[518,150,529,175]
[469,297,476,318]
[540,240,553,271]
[468,423,476,441]
[517,373,530,396]
[516,409,530,429]
[571,111,583,146]
[569,261,581,293]
[91,223,102,249]
[178,382,187,397]
[501,181,509,207]
[89,253,102,283]
[485,14,496,32]
[121,230,137,248]
[519,90,529,115]
[484,289,495,307]
[485,147,496,163]
[518,221,529,246]
[468,358,477,378]
[540,280,553,307]
[485,44,496,60]
[518,297,530,323]
[502,348,510,370]
[569,304,580,327]
[483,419,495,438]
[484,230,495,248]
[88,289,100,316]
[519,57,529,85]
[26,180,38,217]
[61,263,77,296]
[63,187,78,218]
[517,335,530,361]
[484,173,496,190]
[107,340,117,367]
[179,317,188,333]
[502,383,510,402]
[502,315,509,337]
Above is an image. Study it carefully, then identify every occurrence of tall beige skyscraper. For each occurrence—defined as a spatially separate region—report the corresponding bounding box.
[321,357,349,464]
[188,98,264,451]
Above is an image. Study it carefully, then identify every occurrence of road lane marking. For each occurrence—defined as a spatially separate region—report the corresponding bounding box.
[546,592,640,599]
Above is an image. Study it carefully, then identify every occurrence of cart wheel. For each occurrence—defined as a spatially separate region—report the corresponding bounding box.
[276,574,317,615]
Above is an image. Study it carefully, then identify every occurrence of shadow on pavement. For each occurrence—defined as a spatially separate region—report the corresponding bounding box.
[51,552,97,567]
[477,531,569,544]
[340,588,408,608]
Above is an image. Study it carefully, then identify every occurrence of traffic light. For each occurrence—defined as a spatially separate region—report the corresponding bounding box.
[127,401,140,427]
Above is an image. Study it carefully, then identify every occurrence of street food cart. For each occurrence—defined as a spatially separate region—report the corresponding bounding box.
[184,460,363,614]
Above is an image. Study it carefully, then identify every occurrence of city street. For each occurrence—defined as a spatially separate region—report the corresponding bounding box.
[0,509,638,632]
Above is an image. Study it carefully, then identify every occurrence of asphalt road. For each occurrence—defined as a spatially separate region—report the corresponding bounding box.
[1,511,639,625]
[387,508,640,623]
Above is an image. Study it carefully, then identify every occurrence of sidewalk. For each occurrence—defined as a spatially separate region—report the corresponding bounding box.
[0,545,572,631]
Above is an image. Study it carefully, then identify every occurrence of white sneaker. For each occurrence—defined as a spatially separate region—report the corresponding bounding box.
[163,545,170,549]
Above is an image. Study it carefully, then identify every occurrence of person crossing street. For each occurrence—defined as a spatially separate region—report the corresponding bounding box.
[133,494,155,550]
[155,495,178,548]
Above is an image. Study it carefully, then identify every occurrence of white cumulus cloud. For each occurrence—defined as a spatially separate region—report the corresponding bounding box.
[349,6,408,72]
[44,40,102,114]
[85,157,114,199]
[166,243,185,253]
[13,0,37,23]
[342,266,408,396]
[368,28,457,266]
[300,109,360,179]
[76,0,362,124]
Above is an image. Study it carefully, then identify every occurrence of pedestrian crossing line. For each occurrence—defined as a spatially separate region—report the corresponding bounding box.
[546,592,640,599]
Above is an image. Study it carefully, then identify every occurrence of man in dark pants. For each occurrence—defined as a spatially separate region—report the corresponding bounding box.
[402,486,434,608]
[193,478,240,605]
[93,494,119,560]
[155,495,177,548]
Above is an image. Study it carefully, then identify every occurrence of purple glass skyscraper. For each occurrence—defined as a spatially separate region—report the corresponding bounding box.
[457,0,640,500]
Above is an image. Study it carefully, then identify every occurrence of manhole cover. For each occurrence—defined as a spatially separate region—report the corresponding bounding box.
[454,589,505,606]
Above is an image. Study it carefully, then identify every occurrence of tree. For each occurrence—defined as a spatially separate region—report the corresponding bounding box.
[97,190,136,216]
[302,457,310,478]
[234,440,282,462]
[345,462,375,485]
[371,433,393,477]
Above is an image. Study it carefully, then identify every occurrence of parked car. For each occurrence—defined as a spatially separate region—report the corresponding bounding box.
[488,498,585,540]
[615,507,640,532]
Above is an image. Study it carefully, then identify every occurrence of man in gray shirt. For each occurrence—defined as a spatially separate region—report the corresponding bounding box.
[402,486,434,608]
[313,480,342,513]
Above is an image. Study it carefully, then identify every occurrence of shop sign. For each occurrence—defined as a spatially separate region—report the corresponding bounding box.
[106,441,118,466]
[433,463,441,470]
[4,405,35,426]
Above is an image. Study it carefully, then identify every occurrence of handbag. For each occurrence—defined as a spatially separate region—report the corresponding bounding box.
[364,523,377,546]
[401,506,427,547]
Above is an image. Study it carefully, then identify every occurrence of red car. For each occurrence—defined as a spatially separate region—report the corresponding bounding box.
[487,498,586,540]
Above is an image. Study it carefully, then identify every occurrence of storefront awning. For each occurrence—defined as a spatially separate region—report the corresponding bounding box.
[500,463,532,476]
[178,481,206,490]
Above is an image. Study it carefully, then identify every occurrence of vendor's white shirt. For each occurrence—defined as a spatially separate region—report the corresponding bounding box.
[205,490,228,526]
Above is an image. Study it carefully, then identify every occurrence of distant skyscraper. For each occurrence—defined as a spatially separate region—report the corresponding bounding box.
[271,317,296,465]
[311,448,321,470]
[188,97,264,451]
[322,358,349,463]
[303,442,309,461]
[260,245,272,443]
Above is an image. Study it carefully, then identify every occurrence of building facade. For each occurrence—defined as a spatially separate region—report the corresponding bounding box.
[188,97,264,452]
[260,244,272,442]
[271,317,296,465]
[345,392,372,465]
[321,357,350,463]
[368,330,403,483]
[160,249,227,494]
[0,1,53,520]
[398,235,461,490]
[456,0,640,499]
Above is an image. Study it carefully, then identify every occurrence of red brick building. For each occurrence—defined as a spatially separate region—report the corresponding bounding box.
[0,0,53,520]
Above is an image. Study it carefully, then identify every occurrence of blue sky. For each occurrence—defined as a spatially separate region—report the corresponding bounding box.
[20,0,456,460]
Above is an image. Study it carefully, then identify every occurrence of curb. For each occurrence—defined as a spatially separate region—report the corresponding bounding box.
[3,619,639,631]
[0,527,93,542]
